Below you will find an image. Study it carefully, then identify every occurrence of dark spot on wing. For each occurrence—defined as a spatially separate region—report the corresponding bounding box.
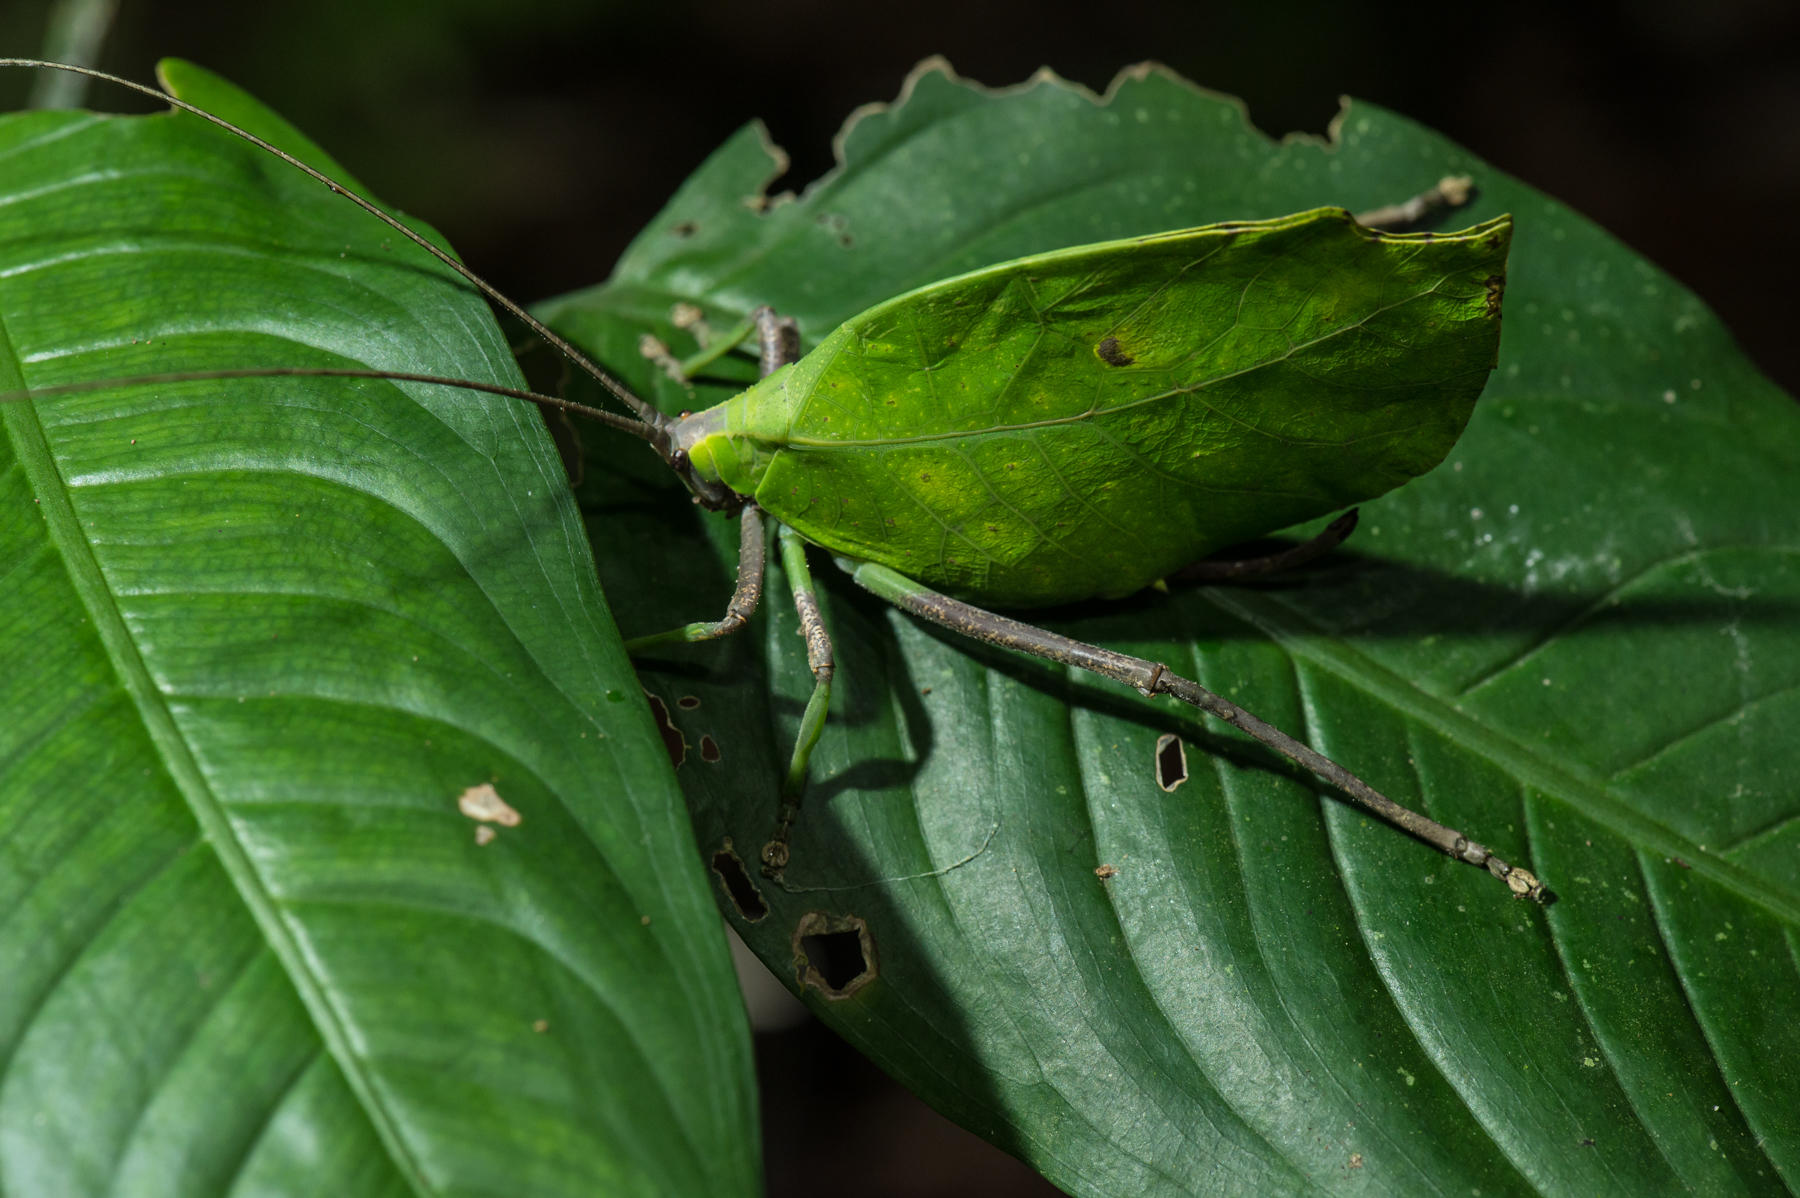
[1096,335,1135,367]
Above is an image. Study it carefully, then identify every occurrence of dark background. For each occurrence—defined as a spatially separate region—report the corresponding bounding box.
[3,0,1794,396]
[4,2,1793,1194]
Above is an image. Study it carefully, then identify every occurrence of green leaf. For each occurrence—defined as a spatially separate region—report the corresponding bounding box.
[543,63,1800,1193]
[0,61,757,1197]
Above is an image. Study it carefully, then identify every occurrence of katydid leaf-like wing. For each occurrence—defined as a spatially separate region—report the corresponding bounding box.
[0,60,756,1198]
[703,209,1508,606]
[547,62,1800,1196]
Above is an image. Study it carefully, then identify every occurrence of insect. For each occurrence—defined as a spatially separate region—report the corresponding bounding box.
[3,58,1544,902]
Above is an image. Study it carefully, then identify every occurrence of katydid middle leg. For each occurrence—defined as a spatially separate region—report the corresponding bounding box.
[760,522,836,880]
[841,557,1546,901]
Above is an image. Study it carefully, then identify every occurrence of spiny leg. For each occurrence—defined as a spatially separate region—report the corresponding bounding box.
[653,301,827,880]
[623,503,767,651]
[1170,509,1359,585]
[762,523,836,880]
[842,557,1546,902]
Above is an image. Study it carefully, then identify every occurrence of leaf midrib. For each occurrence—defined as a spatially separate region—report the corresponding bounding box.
[0,317,433,1196]
[1203,585,1800,928]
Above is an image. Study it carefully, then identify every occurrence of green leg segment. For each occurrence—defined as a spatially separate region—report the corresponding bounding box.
[675,313,755,378]
[761,522,835,880]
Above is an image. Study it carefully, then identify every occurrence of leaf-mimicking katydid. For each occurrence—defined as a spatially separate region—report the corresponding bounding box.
[2,59,1545,903]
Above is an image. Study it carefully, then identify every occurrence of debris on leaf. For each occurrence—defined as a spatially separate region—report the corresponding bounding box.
[458,782,521,827]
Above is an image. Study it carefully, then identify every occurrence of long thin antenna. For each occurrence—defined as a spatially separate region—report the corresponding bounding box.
[0,58,668,432]
[0,368,656,437]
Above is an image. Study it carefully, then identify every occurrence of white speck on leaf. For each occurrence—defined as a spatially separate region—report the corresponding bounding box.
[458,783,521,827]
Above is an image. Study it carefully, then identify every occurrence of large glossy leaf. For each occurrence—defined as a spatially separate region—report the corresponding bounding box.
[0,61,757,1197]
[541,63,1800,1193]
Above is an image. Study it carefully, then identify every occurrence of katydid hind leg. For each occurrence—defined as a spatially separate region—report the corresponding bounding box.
[1171,509,1359,585]
[762,522,836,881]
[842,558,1548,903]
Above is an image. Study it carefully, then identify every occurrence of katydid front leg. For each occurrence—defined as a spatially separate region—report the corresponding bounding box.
[624,304,801,655]
[843,558,1548,902]
[625,304,837,879]
[623,503,768,651]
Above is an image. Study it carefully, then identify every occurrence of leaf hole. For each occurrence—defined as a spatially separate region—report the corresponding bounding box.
[711,841,768,921]
[645,691,688,768]
[792,911,876,999]
[1155,733,1188,792]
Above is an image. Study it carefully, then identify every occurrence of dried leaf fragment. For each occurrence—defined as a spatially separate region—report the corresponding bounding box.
[458,782,521,827]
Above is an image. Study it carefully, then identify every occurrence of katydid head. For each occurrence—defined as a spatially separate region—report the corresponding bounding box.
[666,405,756,513]
[665,447,748,513]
